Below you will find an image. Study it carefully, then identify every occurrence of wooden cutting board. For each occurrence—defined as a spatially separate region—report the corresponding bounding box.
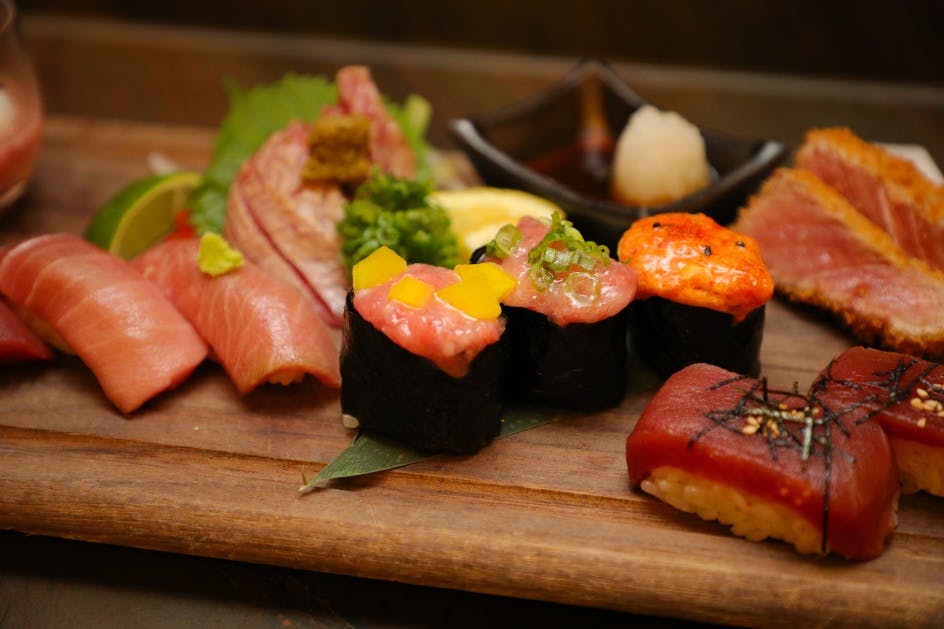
[1,116,942,628]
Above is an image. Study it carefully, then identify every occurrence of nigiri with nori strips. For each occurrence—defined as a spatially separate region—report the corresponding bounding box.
[618,212,773,377]
[340,247,512,454]
[480,212,636,410]
[817,346,944,497]
[627,362,899,559]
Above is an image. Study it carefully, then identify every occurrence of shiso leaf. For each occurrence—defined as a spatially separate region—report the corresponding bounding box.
[298,405,567,493]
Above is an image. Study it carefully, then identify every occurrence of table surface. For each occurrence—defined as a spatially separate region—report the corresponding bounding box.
[4,13,944,629]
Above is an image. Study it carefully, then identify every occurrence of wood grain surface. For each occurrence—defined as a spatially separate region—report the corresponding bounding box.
[1,116,943,628]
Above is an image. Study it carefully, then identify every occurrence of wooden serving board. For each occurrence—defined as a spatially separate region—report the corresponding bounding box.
[1,116,942,628]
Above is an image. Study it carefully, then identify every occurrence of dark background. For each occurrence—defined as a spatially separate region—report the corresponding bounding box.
[20,0,944,86]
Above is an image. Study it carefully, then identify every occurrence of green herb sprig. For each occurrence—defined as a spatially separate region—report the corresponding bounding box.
[337,173,461,270]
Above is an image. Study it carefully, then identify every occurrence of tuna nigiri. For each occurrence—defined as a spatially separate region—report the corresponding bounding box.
[134,237,340,394]
[0,297,52,363]
[627,362,899,559]
[0,234,207,413]
[820,346,944,496]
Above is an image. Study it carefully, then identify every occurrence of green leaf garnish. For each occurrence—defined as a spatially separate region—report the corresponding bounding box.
[298,405,568,493]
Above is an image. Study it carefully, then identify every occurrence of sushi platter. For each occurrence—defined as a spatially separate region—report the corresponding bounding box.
[1,115,944,628]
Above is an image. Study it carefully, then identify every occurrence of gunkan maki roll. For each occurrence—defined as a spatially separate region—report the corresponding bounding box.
[479,212,637,410]
[340,246,515,454]
[617,212,774,378]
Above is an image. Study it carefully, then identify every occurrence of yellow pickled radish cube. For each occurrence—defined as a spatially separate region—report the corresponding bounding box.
[437,281,502,320]
[453,262,517,300]
[388,276,435,308]
[352,246,407,289]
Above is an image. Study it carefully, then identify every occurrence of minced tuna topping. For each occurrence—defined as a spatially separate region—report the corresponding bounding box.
[353,264,505,378]
[488,215,636,327]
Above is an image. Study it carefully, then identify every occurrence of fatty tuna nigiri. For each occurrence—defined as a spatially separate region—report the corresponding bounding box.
[134,238,341,394]
[0,234,207,412]
[627,362,899,559]
[0,297,52,363]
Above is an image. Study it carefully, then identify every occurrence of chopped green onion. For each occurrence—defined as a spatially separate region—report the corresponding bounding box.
[486,224,522,259]
[525,211,610,292]
[529,264,554,292]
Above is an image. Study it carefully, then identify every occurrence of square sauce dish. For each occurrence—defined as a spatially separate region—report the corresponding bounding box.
[450,59,788,248]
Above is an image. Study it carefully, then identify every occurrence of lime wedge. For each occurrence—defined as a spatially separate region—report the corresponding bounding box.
[85,171,202,259]
[432,187,563,260]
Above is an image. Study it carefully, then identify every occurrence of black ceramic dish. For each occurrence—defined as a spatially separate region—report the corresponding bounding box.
[450,59,788,249]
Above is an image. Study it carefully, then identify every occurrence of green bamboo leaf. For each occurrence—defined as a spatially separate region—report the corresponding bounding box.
[298,405,566,493]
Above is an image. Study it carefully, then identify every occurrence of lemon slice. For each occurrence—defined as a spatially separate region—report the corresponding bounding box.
[85,171,202,259]
[432,187,562,260]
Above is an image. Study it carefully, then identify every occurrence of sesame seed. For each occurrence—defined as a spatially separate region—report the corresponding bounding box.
[911,397,925,410]
[741,424,759,435]
[918,417,927,428]
[916,387,929,399]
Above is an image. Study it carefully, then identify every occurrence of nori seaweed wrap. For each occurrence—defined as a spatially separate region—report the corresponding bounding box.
[618,213,774,378]
[479,213,636,410]
[341,293,506,454]
[629,297,765,377]
[503,305,629,410]
[341,253,511,454]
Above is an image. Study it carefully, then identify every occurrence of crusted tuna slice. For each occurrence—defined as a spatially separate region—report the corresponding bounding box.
[734,168,944,359]
[795,127,944,271]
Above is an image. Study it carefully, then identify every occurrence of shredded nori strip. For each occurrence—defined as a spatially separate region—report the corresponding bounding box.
[688,358,940,554]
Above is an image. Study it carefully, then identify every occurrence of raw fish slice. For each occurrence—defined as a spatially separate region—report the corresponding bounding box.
[818,346,944,496]
[627,362,899,559]
[226,122,347,326]
[0,297,52,363]
[734,168,944,359]
[239,122,348,322]
[796,127,944,271]
[134,238,340,393]
[335,65,416,180]
[0,234,207,413]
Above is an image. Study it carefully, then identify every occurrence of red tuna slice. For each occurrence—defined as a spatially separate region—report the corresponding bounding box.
[0,297,52,363]
[627,362,899,559]
[0,234,207,413]
[335,65,416,180]
[816,346,944,496]
[734,168,944,360]
[134,238,340,394]
[225,121,348,326]
[796,128,944,271]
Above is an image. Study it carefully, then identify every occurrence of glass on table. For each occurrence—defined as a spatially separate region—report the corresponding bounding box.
[0,0,41,214]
